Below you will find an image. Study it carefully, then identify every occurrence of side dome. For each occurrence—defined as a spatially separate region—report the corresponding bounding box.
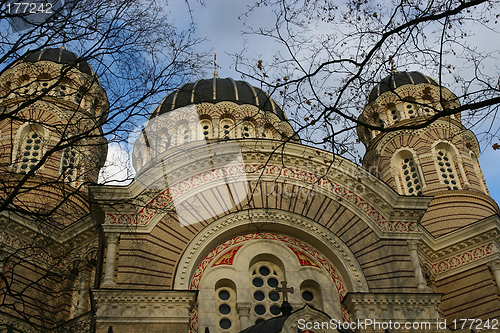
[367,71,439,103]
[19,47,93,76]
[150,77,286,120]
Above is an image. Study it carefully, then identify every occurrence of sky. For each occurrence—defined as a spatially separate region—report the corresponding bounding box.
[102,0,500,204]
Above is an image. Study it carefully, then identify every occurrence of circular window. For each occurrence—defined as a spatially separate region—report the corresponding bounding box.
[302,291,314,301]
[254,291,265,301]
[267,278,278,287]
[270,305,281,315]
[269,291,280,301]
[255,304,266,315]
[219,318,231,330]
[253,278,264,287]
[259,266,270,276]
[219,304,231,315]
[218,290,230,301]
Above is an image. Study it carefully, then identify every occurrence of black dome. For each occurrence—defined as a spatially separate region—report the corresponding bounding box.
[368,71,438,103]
[239,315,288,333]
[21,48,93,76]
[151,77,286,120]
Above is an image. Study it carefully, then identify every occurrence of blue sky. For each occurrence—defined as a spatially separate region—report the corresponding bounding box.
[102,0,500,204]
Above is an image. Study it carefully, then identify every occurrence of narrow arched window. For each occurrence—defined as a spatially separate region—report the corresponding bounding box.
[220,119,234,140]
[435,146,461,190]
[200,119,213,140]
[300,280,323,310]
[387,103,400,124]
[215,280,238,333]
[60,146,81,185]
[177,123,191,145]
[401,156,423,196]
[241,121,256,138]
[17,129,44,173]
[392,150,424,196]
[403,96,417,119]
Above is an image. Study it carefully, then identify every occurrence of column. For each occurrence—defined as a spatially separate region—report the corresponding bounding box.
[237,303,251,331]
[392,168,402,194]
[73,268,91,317]
[102,233,119,286]
[407,240,429,291]
[456,156,470,189]
[488,260,500,295]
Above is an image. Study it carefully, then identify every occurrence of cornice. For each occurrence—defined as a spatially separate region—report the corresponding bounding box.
[343,292,442,321]
[418,214,500,280]
[92,289,197,323]
[96,141,431,238]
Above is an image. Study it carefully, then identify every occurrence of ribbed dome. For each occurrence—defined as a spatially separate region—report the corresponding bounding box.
[150,77,286,120]
[368,71,439,103]
[20,47,93,76]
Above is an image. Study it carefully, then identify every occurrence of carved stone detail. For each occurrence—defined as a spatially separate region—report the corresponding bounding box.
[343,293,441,321]
[93,290,196,323]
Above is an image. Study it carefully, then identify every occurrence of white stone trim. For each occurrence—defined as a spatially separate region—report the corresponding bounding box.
[343,292,442,322]
[92,289,196,323]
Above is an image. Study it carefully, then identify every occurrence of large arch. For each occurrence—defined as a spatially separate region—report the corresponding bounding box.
[172,208,369,293]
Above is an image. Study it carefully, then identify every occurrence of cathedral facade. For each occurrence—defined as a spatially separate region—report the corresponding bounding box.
[1,48,500,333]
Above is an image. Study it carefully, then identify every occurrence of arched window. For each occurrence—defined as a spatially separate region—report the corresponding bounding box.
[261,126,273,140]
[249,261,283,324]
[60,146,81,185]
[177,123,191,145]
[241,121,256,139]
[387,103,400,124]
[392,150,424,196]
[200,119,213,140]
[220,119,235,140]
[300,280,323,310]
[401,155,423,196]
[17,127,45,174]
[215,279,238,333]
[403,96,417,119]
[434,143,461,190]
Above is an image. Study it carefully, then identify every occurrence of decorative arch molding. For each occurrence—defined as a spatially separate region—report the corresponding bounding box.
[372,118,466,153]
[192,232,351,332]
[172,208,369,293]
[102,141,431,239]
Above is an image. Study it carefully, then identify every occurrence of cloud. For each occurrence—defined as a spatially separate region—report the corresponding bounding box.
[98,142,135,186]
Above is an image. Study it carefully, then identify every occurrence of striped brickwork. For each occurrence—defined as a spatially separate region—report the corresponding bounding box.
[114,179,419,293]
[435,265,500,324]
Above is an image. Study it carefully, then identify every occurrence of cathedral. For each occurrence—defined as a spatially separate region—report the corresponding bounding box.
[1,47,500,333]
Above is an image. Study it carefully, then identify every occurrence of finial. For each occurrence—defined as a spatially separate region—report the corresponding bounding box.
[61,32,67,50]
[389,55,397,74]
[214,52,219,78]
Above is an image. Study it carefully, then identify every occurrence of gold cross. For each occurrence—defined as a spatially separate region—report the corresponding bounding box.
[275,281,294,301]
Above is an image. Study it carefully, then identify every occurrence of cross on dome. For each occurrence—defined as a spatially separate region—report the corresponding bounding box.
[274,280,294,301]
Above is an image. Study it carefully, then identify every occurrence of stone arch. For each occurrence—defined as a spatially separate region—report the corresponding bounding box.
[192,229,350,332]
[172,209,368,294]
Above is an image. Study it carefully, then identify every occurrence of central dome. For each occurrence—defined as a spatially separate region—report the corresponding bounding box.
[150,77,286,120]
